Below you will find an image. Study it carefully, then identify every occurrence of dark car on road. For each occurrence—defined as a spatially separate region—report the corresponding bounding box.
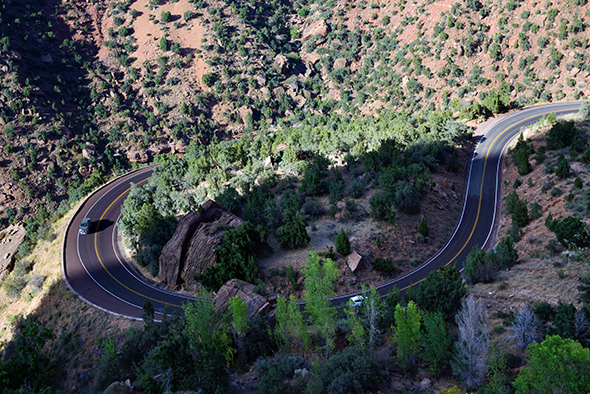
[79,218,91,235]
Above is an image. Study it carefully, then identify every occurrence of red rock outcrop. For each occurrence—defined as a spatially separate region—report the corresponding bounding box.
[158,201,243,291]
[213,279,272,317]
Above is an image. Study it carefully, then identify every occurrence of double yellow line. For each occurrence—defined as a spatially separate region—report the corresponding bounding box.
[91,107,579,306]
[398,107,577,292]
[93,177,185,308]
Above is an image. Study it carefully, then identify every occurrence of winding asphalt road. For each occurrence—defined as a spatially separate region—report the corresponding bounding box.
[63,102,582,319]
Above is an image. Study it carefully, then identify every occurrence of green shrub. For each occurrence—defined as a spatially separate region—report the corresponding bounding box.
[546,215,590,249]
[317,348,381,393]
[161,11,172,23]
[369,193,396,222]
[547,121,577,150]
[335,229,351,256]
[555,155,570,179]
[372,258,399,276]
[198,222,266,290]
[418,217,429,238]
[277,210,310,249]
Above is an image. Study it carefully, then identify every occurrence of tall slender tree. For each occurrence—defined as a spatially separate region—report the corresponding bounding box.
[452,297,489,389]
[303,252,338,357]
[393,301,422,370]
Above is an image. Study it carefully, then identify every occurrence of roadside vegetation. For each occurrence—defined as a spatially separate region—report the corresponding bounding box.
[1,0,590,391]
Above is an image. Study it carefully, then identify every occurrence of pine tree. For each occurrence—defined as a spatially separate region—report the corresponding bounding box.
[556,155,571,179]
[448,147,460,172]
[419,217,430,238]
[335,228,351,255]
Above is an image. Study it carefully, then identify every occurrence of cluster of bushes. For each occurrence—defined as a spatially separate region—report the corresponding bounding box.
[463,238,519,284]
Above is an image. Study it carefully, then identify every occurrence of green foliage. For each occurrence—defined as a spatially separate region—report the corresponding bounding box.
[505,191,529,228]
[299,155,330,196]
[0,315,55,391]
[578,271,590,305]
[345,299,367,350]
[463,245,497,284]
[513,336,590,394]
[161,11,172,23]
[579,101,590,120]
[448,147,460,172]
[479,346,510,394]
[183,297,232,390]
[546,215,590,249]
[335,228,351,255]
[421,311,452,374]
[419,217,429,238]
[199,222,265,290]
[229,296,248,337]
[547,121,578,150]
[277,210,310,249]
[372,257,399,276]
[393,301,422,370]
[256,355,310,394]
[493,237,519,269]
[316,348,381,393]
[510,134,533,175]
[159,36,169,51]
[415,264,467,319]
[274,295,310,352]
[303,252,338,356]
[202,72,217,87]
[369,192,396,222]
[555,155,571,179]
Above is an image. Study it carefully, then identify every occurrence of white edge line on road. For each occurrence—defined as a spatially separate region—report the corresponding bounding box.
[112,211,195,301]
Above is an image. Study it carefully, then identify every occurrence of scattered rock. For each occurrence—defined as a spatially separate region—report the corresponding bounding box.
[333,58,347,70]
[125,150,149,163]
[420,378,431,391]
[273,86,285,98]
[82,142,96,160]
[40,54,54,63]
[274,54,289,75]
[238,105,253,124]
[302,19,329,41]
[263,156,273,168]
[347,251,362,272]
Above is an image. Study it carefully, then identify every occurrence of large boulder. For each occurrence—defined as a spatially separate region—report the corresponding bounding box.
[214,279,271,317]
[302,19,329,41]
[158,201,243,291]
[0,225,26,281]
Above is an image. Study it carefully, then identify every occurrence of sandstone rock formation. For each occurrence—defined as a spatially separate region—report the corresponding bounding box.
[302,19,329,41]
[0,225,26,281]
[158,201,243,291]
[213,279,272,317]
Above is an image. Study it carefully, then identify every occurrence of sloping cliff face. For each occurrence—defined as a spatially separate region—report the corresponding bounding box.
[158,200,243,291]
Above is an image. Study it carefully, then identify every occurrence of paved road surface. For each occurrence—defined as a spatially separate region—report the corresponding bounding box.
[63,102,582,318]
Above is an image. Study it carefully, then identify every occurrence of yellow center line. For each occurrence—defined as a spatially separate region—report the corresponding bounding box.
[93,178,184,308]
[398,107,578,292]
[92,107,579,306]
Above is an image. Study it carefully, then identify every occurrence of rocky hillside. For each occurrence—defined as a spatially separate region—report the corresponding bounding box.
[1,0,590,232]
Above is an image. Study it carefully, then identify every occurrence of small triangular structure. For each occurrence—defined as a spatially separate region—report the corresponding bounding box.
[347,251,362,272]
